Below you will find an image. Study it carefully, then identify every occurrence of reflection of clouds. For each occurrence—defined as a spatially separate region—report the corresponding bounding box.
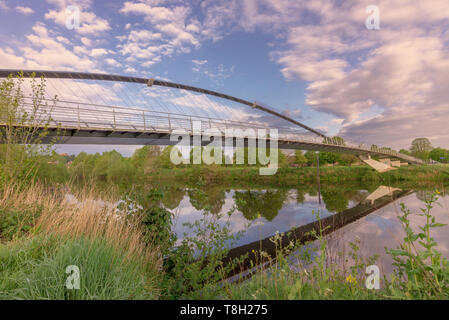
[322,193,449,275]
[171,189,359,248]
[170,188,449,278]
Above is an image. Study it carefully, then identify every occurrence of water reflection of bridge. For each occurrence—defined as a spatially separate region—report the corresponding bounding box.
[223,186,413,278]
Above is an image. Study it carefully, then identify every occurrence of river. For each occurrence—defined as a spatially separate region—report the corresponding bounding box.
[161,183,449,275]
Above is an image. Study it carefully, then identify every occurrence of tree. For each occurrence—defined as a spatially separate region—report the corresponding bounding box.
[131,145,162,173]
[161,145,183,168]
[304,150,317,166]
[294,150,308,167]
[429,147,449,163]
[399,149,411,156]
[0,73,56,185]
[319,152,340,165]
[410,138,433,160]
[339,153,358,166]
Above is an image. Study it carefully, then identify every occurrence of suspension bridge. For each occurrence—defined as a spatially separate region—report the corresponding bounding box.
[0,69,423,167]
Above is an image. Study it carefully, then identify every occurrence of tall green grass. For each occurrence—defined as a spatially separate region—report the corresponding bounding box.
[0,235,159,300]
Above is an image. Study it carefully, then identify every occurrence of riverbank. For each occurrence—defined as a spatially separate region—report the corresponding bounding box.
[147,164,449,188]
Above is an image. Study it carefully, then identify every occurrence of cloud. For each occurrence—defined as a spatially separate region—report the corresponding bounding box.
[16,6,34,15]
[90,48,108,57]
[0,48,25,68]
[0,1,8,11]
[44,0,111,36]
[199,0,449,148]
[13,22,98,71]
[118,1,202,68]
[191,60,235,86]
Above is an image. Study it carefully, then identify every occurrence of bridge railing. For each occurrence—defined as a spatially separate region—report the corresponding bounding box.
[1,95,423,164]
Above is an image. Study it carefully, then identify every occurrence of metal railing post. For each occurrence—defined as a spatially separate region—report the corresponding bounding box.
[168,114,171,131]
[143,111,146,131]
[77,104,80,130]
[113,107,116,129]
[190,116,193,133]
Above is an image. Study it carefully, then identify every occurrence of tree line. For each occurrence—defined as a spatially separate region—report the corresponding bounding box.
[398,138,449,162]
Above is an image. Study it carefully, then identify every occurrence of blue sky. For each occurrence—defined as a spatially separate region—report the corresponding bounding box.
[1,0,449,155]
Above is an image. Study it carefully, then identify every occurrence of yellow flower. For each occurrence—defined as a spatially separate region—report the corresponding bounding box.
[435,189,441,195]
[345,274,357,285]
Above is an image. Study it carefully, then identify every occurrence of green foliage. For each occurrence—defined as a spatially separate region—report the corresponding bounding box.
[294,150,308,166]
[233,190,288,221]
[410,138,433,160]
[429,147,449,163]
[385,192,449,298]
[319,152,340,165]
[118,189,176,253]
[0,205,42,241]
[0,73,57,186]
[161,185,243,299]
[304,150,317,166]
[160,146,178,169]
[130,145,162,173]
[0,235,159,299]
[69,150,136,186]
[321,190,349,212]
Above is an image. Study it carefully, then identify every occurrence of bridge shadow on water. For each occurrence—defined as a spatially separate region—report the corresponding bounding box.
[220,187,413,280]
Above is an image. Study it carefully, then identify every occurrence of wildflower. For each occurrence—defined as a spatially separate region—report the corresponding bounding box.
[345,274,357,285]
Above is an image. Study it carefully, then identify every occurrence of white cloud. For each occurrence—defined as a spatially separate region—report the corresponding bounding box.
[90,48,108,57]
[191,60,234,86]
[10,22,99,72]
[15,6,34,15]
[0,48,25,68]
[80,37,92,46]
[44,1,111,36]
[105,58,122,68]
[198,0,449,148]
[118,1,202,68]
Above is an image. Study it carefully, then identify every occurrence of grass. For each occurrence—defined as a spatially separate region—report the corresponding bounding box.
[0,235,160,299]
[0,181,162,300]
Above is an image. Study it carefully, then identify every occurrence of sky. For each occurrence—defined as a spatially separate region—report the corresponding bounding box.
[1,0,449,156]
